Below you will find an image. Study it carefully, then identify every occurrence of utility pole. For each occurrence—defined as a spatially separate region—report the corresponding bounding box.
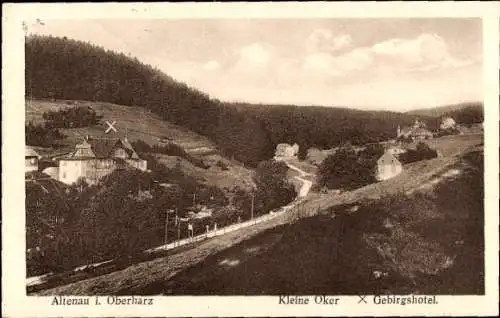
[164,209,176,246]
[250,192,255,220]
[177,219,181,244]
[164,210,169,246]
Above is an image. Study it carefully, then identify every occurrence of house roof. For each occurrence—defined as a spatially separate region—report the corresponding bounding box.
[400,126,432,137]
[67,137,141,160]
[277,143,291,148]
[87,138,119,158]
[25,147,41,158]
[26,173,68,198]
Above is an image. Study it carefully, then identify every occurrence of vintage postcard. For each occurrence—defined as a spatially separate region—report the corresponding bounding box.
[2,2,499,317]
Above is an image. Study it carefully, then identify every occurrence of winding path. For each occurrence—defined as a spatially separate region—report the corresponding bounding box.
[285,162,313,197]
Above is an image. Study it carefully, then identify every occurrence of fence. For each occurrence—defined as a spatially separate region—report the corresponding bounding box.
[27,162,311,287]
[147,200,297,253]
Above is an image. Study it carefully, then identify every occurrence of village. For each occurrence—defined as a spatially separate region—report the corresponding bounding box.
[18,19,487,299]
[273,116,473,183]
[25,114,473,266]
[26,117,464,189]
[24,110,485,295]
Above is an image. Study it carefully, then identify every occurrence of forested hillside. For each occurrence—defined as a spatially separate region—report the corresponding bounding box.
[26,35,438,166]
[407,103,483,125]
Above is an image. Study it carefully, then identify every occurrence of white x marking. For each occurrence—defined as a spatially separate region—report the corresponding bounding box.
[105,121,117,134]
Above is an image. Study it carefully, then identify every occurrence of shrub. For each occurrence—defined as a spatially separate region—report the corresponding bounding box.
[43,106,102,128]
[26,122,66,147]
[399,142,438,164]
[253,160,297,217]
[318,143,384,190]
[131,139,210,169]
[436,127,459,138]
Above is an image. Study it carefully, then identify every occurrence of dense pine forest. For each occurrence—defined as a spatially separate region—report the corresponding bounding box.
[25,35,481,166]
[407,103,484,124]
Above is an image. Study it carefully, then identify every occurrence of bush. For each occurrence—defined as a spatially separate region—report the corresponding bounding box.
[131,139,210,169]
[399,142,437,164]
[26,122,66,147]
[253,160,297,217]
[43,106,102,128]
[436,127,459,138]
[318,144,384,190]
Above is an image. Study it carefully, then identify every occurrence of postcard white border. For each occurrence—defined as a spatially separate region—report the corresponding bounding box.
[2,2,499,317]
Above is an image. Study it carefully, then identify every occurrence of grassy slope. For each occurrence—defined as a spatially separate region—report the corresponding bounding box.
[159,145,483,295]
[26,99,255,192]
[35,133,483,295]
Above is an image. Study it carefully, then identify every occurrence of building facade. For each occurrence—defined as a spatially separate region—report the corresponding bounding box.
[25,147,41,173]
[376,151,403,181]
[397,119,434,141]
[440,117,456,130]
[274,143,299,159]
[58,137,147,185]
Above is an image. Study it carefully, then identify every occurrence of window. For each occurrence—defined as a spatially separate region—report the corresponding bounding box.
[30,158,36,165]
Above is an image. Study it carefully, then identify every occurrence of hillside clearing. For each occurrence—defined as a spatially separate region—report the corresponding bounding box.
[26,99,216,154]
[26,99,255,192]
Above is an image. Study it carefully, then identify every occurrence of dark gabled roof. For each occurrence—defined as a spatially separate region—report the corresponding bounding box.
[67,137,141,160]
[86,138,120,158]
[25,172,68,196]
[120,139,140,159]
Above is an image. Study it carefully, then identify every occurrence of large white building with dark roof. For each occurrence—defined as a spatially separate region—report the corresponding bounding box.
[58,136,147,185]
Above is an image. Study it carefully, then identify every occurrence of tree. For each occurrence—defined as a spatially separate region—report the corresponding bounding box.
[319,143,383,191]
[399,142,438,164]
[253,160,297,216]
[297,145,308,161]
[26,122,66,147]
[26,34,438,167]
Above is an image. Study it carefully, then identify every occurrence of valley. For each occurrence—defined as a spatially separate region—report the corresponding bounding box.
[23,34,485,297]
[34,132,483,295]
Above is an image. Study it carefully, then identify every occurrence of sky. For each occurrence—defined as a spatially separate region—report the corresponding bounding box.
[29,18,483,111]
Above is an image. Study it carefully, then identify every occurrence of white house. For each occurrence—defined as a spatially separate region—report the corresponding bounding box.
[25,147,41,173]
[440,117,456,130]
[274,143,299,159]
[376,151,403,181]
[397,120,433,141]
[58,136,147,185]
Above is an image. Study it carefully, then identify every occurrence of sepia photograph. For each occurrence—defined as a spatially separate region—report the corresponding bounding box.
[2,2,499,317]
[23,17,485,297]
